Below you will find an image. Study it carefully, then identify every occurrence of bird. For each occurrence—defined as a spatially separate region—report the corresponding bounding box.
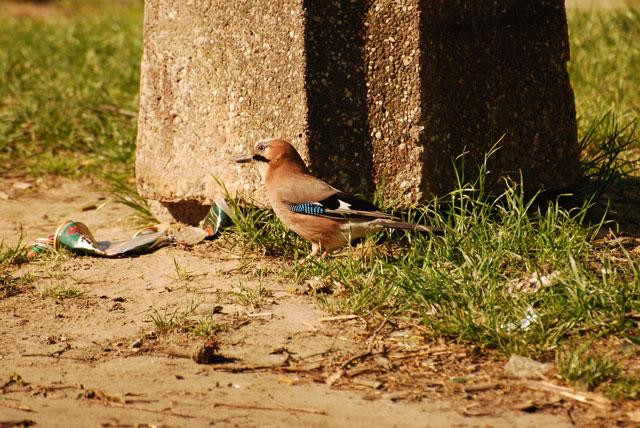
[236,138,433,256]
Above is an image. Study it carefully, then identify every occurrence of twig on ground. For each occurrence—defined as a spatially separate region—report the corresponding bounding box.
[0,400,34,413]
[162,349,191,359]
[160,348,323,373]
[248,312,273,318]
[522,381,612,410]
[297,347,333,361]
[208,362,323,374]
[338,313,395,371]
[326,314,397,386]
[10,384,80,396]
[387,348,449,360]
[21,343,71,358]
[339,350,375,370]
[567,405,578,426]
[20,354,93,363]
[301,321,318,332]
[212,402,326,415]
[366,312,395,349]
[267,393,328,414]
[318,315,358,322]
[464,382,500,393]
[0,419,36,428]
[351,378,383,389]
[87,400,195,419]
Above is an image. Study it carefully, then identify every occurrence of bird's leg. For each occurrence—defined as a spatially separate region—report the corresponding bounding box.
[316,243,332,258]
[310,242,320,257]
[299,242,321,263]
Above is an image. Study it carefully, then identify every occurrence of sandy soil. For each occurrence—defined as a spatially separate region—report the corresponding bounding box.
[0,178,591,427]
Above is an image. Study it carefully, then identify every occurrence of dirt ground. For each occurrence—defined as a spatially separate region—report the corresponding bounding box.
[2,177,634,427]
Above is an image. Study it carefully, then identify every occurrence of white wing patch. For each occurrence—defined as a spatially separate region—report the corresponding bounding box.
[337,199,353,210]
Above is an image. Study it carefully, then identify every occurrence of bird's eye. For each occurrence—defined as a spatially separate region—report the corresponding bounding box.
[257,144,265,152]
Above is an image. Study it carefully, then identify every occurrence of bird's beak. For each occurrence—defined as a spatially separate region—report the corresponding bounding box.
[235,153,254,164]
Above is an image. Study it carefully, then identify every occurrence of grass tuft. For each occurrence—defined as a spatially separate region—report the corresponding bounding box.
[149,301,222,337]
[171,258,192,282]
[605,376,640,401]
[577,113,639,198]
[557,344,621,389]
[0,238,29,267]
[557,342,640,400]
[39,283,87,299]
[0,272,35,299]
[149,302,199,335]
[190,315,222,338]
[223,194,308,258]
[104,174,158,227]
[232,280,272,310]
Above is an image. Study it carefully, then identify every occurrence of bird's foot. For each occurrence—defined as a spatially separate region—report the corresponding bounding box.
[298,244,330,263]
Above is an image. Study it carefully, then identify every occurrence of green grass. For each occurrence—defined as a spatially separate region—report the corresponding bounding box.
[232,280,272,310]
[569,7,640,131]
[0,1,143,178]
[171,258,193,282]
[0,272,34,298]
[224,138,640,395]
[557,342,640,399]
[191,314,222,338]
[149,301,199,335]
[148,301,222,337]
[283,161,638,355]
[104,174,158,226]
[223,195,308,258]
[606,376,640,400]
[0,238,28,266]
[557,344,621,389]
[39,283,87,299]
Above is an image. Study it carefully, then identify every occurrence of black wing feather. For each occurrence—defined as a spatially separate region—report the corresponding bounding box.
[319,193,380,212]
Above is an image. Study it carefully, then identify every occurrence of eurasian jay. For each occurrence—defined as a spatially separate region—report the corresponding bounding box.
[236,138,431,256]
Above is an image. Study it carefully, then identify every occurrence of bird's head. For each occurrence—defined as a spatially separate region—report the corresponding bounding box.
[236,138,309,180]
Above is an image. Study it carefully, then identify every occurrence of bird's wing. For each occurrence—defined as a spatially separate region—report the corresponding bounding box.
[269,170,339,203]
[288,192,398,220]
[268,169,397,220]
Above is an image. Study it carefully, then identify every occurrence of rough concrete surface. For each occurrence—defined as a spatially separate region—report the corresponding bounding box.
[136,0,579,223]
[136,0,308,222]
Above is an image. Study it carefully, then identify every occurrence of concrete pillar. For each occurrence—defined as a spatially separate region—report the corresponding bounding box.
[136,0,579,224]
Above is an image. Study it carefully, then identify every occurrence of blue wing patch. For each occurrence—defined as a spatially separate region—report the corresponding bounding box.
[289,202,326,216]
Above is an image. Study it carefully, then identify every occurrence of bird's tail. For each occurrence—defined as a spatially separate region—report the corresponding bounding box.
[372,219,441,234]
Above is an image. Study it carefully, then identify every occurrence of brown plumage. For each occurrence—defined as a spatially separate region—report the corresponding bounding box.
[236,138,431,256]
